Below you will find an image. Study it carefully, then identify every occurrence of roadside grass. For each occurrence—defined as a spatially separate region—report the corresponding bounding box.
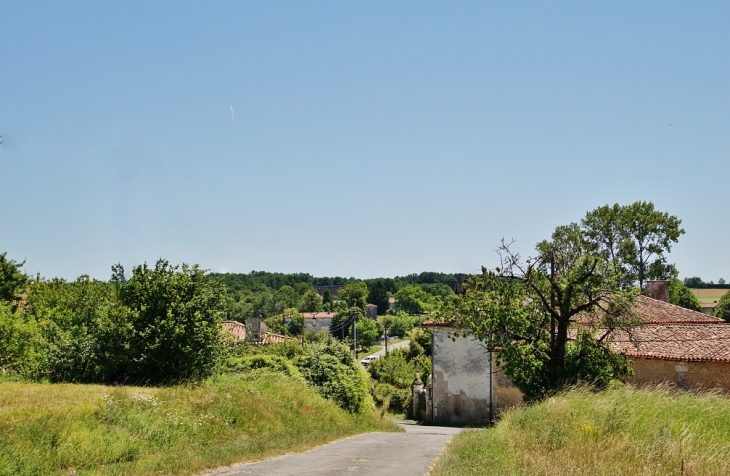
[430,385,730,476]
[690,288,728,303]
[0,371,398,476]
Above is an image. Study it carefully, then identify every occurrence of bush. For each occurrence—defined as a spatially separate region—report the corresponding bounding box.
[224,354,304,381]
[293,339,369,413]
[117,260,228,384]
[372,382,411,413]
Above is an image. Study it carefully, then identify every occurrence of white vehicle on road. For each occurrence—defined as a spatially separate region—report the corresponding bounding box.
[360,356,378,367]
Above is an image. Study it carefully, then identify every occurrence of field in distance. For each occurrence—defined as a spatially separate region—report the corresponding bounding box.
[690,288,729,303]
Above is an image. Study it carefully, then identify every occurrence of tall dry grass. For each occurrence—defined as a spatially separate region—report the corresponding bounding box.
[0,371,397,476]
[430,385,730,476]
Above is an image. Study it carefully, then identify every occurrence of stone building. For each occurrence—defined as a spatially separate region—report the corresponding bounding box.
[416,281,730,425]
[417,322,522,425]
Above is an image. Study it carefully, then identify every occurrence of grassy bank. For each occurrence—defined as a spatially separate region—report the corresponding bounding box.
[0,371,397,476]
[430,386,730,476]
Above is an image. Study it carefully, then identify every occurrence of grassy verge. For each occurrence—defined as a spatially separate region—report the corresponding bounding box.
[430,385,730,476]
[0,371,398,476]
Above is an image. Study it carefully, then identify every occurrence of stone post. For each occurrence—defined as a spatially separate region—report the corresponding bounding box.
[411,372,423,420]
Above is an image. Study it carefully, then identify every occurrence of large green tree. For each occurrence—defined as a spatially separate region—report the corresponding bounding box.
[394,285,432,315]
[582,202,684,290]
[338,282,369,311]
[366,279,390,315]
[443,211,640,401]
[116,260,228,384]
[669,278,702,311]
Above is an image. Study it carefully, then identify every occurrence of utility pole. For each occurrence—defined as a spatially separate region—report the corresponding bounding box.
[352,310,358,359]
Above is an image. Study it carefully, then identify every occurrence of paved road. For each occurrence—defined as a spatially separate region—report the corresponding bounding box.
[203,422,462,476]
[368,339,410,358]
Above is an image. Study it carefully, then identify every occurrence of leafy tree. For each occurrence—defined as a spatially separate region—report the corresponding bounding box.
[338,282,369,311]
[0,303,39,374]
[351,316,379,349]
[683,276,705,288]
[117,260,228,384]
[420,283,454,299]
[381,311,416,338]
[300,288,323,312]
[443,214,639,401]
[720,278,727,285]
[286,309,305,335]
[329,307,360,340]
[322,289,333,306]
[669,278,702,311]
[20,275,131,383]
[582,202,684,289]
[715,291,730,322]
[0,252,26,308]
[273,285,300,314]
[394,285,432,315]
[366,279,390,315]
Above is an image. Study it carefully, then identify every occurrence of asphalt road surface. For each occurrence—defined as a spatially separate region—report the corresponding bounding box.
[203,422,463,476]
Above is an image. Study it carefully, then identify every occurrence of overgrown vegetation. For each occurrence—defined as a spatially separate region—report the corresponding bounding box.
[1,260,228,385]
[367,328,432,414]
[0,371,397,476]
[431,386,730,476]
[440,201,683,401]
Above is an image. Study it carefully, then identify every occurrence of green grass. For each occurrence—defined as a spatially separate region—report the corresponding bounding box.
[430,385,730,476]
[0,371,398,476]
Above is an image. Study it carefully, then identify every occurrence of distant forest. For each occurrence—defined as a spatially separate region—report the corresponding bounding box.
[208,271,465,294]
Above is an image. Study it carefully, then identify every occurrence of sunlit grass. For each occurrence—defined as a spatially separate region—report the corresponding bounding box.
[0,371,398,476]
[430,385,730,476]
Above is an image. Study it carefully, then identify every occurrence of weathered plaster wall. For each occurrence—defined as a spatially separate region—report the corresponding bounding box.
[431,327,492,425]
[629,358,730,390]
[492,366,523,415]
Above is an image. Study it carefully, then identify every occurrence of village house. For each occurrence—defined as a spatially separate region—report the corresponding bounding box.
[417,281,730,426]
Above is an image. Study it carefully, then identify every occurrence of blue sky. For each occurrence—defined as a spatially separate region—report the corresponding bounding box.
[1,1,728,281]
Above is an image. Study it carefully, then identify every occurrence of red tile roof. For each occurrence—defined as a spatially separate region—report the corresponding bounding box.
[634,296,722,324]
[300,312,336,319]
[609,324,730,363]
[222,320,247,342]
[259,332,292,345]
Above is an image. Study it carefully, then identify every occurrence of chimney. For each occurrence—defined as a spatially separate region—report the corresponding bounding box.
[645,280,670,303]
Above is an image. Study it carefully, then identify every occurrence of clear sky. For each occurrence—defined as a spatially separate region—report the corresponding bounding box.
[1,1,728,282]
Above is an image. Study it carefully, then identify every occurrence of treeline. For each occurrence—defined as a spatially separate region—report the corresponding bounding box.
[683,276,729,289]
[211,271,466,321]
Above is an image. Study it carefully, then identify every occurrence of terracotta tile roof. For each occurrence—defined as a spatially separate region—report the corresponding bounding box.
[574,296,722,326]
[422,320,457,327]
[609,324,730,363]
[222,320,247,342]
[634,296,722,324]
[300,312,336,319]
[259,332,292,345]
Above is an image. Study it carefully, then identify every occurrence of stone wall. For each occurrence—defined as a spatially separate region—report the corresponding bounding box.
[629,358,730,390]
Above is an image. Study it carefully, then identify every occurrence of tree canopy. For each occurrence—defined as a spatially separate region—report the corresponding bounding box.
[440,203,678,400]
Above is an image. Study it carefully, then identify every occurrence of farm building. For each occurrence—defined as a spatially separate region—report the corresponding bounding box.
[417,281,730,425]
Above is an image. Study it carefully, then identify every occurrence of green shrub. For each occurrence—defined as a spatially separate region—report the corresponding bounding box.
[372,382,411,413]
[224,355,304,382]
[293,339,370,413]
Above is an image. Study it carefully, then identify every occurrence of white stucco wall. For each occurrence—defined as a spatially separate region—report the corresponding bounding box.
[431,326,493,425]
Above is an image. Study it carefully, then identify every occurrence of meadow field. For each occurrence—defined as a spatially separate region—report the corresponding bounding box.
[690,288,728,303]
